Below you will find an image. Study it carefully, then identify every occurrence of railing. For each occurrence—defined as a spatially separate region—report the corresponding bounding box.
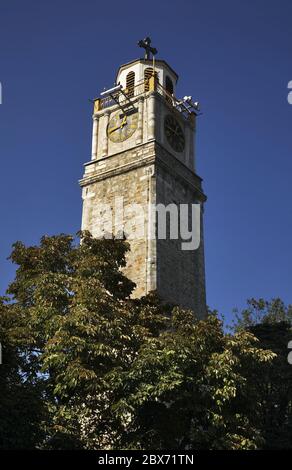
[156,82,177,107]
[98,80,145,111]
[95,79,178,113]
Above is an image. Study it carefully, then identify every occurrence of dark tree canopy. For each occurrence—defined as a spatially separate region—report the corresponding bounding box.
[233,298,292,449]
[0,233,280,449]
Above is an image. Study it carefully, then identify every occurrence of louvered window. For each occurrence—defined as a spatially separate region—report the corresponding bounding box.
[165,76,174,95]
[126,71,135,98]
[144,68,158,92]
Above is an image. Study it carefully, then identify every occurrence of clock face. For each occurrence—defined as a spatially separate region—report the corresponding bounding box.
[164,114,185,152]
[107,111,138,143]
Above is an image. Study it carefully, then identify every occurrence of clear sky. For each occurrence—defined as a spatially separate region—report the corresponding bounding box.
[0,0,291,323]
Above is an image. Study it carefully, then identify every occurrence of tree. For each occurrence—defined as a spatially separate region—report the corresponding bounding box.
[110,309,275,449]
[0,233,276,449]
[233,298,292,449]
[0,298,45,448]
[233,297,292,330]
[3,232,166,449]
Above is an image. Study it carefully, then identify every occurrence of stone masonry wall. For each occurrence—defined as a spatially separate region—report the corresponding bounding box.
[155,144,206,318]
[81,142,157,299]
[80,140,206,316]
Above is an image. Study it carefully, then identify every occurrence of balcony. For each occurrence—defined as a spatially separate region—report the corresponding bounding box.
[94,77,179,114]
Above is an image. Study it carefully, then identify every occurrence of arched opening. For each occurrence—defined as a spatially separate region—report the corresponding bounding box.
[126,71,135,98]
[144,67,158,92]
[165,76,174,96]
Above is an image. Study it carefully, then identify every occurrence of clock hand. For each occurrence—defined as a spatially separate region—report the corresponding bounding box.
[120,115,127,128]
[165,125,176,132]
[166,126,180,139]
[109,116,128,134]
[109,124,121,134]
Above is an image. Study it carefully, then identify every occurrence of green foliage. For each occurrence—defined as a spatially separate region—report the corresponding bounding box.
[112,311,274,449]
[0,233,277,449]
[0,298,46,448]
[233,297,292,330]
[233,298,292,449]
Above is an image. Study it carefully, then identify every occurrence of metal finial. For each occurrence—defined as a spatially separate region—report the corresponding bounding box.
[138,37,158,60]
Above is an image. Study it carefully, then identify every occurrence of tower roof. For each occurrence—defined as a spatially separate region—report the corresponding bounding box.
[115,58,179,84]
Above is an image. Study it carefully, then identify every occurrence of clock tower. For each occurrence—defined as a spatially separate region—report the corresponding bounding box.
[80,39,207,317]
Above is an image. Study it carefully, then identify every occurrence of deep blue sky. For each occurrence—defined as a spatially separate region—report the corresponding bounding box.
[0,0,291,323]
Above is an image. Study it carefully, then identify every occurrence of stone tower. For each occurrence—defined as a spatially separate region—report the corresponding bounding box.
[80,42,207,317]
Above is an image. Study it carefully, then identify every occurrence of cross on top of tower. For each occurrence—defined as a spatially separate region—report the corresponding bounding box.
[138,37,158,60]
